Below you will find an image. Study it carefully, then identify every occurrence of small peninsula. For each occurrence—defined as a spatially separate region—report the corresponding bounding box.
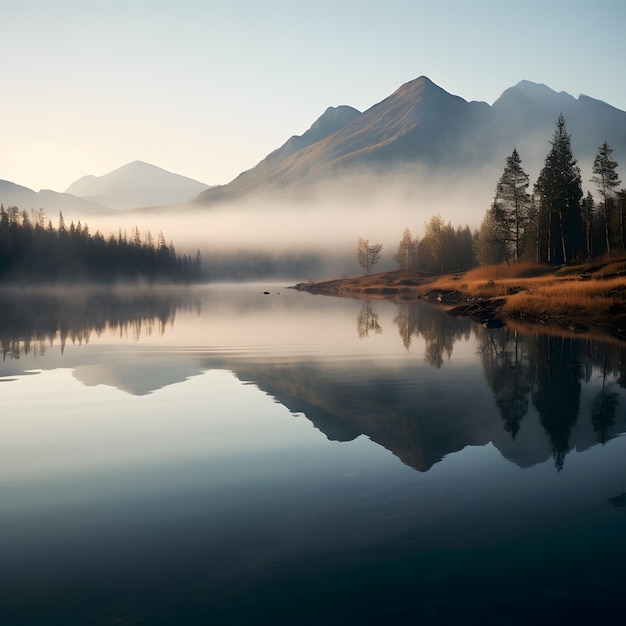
[294,257,626,343]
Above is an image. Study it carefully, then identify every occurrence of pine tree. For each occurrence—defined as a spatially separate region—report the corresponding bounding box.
[534,114,583,264]
[591,141,621,255]
[617,190,626,251]
[580,191,595,259]
[492,148,530,262]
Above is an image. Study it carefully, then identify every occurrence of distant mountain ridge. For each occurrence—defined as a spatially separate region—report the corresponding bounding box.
[195,76,626,205]
[1,161,212,217]
[3,77,625,217]
[65,161,210,210]
[0,179,111,216]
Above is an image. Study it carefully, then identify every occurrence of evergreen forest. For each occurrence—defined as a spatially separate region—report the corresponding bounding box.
[391,115,625,275]
[0,207,202,284]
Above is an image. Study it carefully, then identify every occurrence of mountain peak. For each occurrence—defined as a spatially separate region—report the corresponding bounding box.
[65,161,210,209]
[308,105,361,135]
[389,75,445,100]
[514,79,556,96]
[119,160,168,173]
[495,80,577,109]
[261,104,361,165]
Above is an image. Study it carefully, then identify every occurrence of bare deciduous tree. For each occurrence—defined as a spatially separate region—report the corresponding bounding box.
[357,237,383,275]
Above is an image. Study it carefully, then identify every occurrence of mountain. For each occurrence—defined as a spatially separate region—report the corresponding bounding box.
[1,160,211,217]
[198,104,362,204]
[266,105,361,162]
[0,179,112,216]
[65,161,210,210]
[195,76,626,205]
[490,80,626,169]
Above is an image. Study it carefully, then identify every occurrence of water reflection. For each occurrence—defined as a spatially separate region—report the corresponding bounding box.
[0,285,198,359]
[4,285,626,625]
[479,328,531,439]
[356,300,382,338]
[360,299,626,469]
[591,351,620,444]
[2,286,626,472]
[394,301,472,366]
[478,326,626,470]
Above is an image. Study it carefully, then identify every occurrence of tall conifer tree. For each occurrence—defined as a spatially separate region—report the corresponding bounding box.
[534,115,583,264]
[591,141,621,255]
[492,148,530,262]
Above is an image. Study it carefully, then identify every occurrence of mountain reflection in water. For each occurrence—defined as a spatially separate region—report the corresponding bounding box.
[1,286,625,472]
[3,284,626,625]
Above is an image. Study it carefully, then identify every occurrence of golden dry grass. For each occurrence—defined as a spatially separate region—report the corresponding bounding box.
[501,277,626,319]
[426,258,626,305]
[298,257,626,338]
[420,258,626,336]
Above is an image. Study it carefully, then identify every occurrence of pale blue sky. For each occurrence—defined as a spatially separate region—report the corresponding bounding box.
[2,0,625,191]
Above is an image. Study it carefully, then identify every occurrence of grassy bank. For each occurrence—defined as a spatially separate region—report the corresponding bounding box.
[294,257,626,341]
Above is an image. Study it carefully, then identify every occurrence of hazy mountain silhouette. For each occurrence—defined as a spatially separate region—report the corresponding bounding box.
[194,76,626,205]
[0,179,112,215]
[65,160,211,210]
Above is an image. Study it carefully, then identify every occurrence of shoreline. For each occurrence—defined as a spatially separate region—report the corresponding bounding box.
[293,262,626,343]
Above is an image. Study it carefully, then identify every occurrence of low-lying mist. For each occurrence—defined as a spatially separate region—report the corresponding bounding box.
[75,168,498,280]
[64,139,601,282]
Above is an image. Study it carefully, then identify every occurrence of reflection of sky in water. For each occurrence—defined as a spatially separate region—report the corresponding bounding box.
[1,369,318,486]
[2,284,626,623]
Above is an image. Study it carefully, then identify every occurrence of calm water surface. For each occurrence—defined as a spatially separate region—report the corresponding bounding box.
[1,284,626,625]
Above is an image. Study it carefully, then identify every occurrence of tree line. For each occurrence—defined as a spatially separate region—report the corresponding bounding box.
[358,216,476,276]
[358,114,624,274]
[478,114,623,265]
[0,206,203,284]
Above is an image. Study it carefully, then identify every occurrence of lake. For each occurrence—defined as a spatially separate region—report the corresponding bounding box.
[2,283,626,625]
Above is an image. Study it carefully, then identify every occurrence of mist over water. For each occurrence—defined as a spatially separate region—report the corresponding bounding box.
[22,132,602,282]
[69,167,502,279]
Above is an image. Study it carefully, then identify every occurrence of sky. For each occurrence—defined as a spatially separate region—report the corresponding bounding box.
[2,0,625,193]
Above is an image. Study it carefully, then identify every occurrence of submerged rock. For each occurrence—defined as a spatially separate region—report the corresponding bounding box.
[447,298,505,329]
[483,318,506,329]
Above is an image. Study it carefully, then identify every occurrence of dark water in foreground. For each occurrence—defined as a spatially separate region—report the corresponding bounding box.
[1,284,626,625]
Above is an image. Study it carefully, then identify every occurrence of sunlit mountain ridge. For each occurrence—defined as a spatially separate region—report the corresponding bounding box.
[2,76,625,225]
[194,75,626,205]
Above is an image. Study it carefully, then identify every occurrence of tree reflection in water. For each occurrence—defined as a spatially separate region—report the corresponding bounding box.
[478,327,531,439]
[388,300,626,470]
[591,352,620,444]
[394,301,471,368]
[0,286,197,360]
[356,300,382,338]
[2,287,626,473]
[479,327,626,470]
[531,335,582,471]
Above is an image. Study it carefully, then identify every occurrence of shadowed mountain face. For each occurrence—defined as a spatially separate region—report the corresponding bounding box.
[195,76,626,205]
[491,80,626,172]
[65,161,211,209]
